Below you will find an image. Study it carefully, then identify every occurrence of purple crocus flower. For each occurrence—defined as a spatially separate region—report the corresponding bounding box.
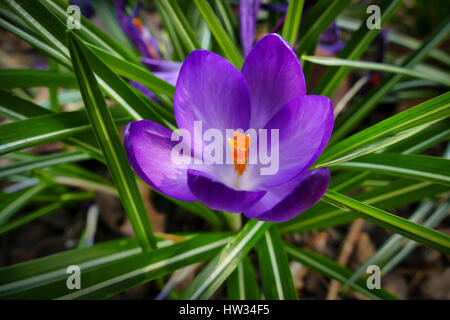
[124,34,334,222]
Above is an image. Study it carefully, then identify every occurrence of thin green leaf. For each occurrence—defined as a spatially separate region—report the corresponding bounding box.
[286,245,399,300]
[0,69,77,89]
[153,0,200,55]
[281,0,305,47]
[0,109,130,156]
[193,0,244,68]
[227,256,260,300]
[382,201,450,274]
[331,17,450,142]
[280,179,448,234]
[182,220,271,299]
[0,202,65,235]
[67,31,156,251]
[312,0,403,96]
[0,151,90,180]
[297,0,351,56]
[329,153,450,186]
[318,92,450,166]
[322,190,450,254]
[0,184,46,225]
[343,200,434,288]
[303,55,450,86]
[256,226,298,300]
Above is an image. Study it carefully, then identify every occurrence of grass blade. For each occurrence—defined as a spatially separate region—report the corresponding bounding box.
[182,220,271,299]
[0,69,77,89]
[256,226,298,300]
[322,190,450,254]
[318,92,450,166]
[312,0,403,97]
[331,17,450,142]
[281,0,305,47]
[227,256,260,300]
[329,153,450,186]
[286,245,399,300]
[193,0,244,68]
[303,56,450,86]
[67,31,156,250]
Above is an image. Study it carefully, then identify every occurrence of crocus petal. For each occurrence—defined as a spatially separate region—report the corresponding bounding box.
[187,169,266,213]
[174,50,251,147]
[242,33,306,129]
[257,95,334,188]
[141,57,182,73]
[244,168,330,222]
[239,0,260,57]
[124,120,197,201]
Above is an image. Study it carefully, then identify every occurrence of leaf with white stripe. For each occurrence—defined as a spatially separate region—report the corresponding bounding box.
[0,233,229,299]
[182,220,271,300]
[256,226,298,300]
[227,256,260,300]
[330,153,450,186]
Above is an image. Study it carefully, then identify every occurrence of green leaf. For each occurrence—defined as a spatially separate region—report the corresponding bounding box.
[67,31,156,251]
[227,256,260,300]
[0,233,229,299]
[329,153,450,186]
[0,202,65,235]
[86,43,176,101]
[0,69,77,89]
[0,184,46,225]
[297,0,351,56]
[0,11,69,66]
[43,0,139,63]
[382,201,450,274]
[312,0,403,97]
[302,56,450,86]
[0,109,130,156]
[153,0,200,56]
[384,118,450,154]
[5,0,175,126]
[322,190,450,254]
[336,16,450,67]
[286,245,399,300]
[78,41,174,125]
[331,17,450,142]
[182,220,271,299]
[0,151,90,180]
[256,226,298,300]
[280,179,448,234]
[193,0,243,68]
[343,200,434,288]
[281,0,305,47]
[318,92,450,166]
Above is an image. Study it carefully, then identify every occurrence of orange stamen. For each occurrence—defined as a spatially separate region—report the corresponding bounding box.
[132,18,144,33]
[228,132,250,177]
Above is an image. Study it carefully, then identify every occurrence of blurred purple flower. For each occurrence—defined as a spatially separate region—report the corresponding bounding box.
[71,0,95,18]
[124,34,333,222]
[240,0,260,57]
[248,0,345,55]
[114,0,181,100]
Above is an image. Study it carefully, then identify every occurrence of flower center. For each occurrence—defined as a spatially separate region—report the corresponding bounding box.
[228,131,250,177]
